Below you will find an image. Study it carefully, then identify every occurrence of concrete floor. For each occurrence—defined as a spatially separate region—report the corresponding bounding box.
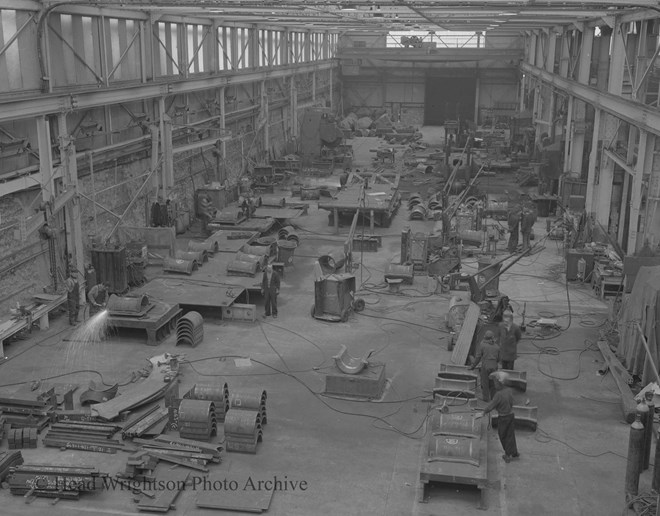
[0,129,637,515]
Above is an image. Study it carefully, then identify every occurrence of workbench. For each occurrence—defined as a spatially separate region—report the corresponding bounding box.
[0,293,67,360]
[591,263,623,299]
[107,301,182,346]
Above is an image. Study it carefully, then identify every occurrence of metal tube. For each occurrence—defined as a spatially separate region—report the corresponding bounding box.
[644,391,655,471]
[625,413,644,497]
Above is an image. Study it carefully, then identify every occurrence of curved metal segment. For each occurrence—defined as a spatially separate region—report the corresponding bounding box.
[332,345,374,375]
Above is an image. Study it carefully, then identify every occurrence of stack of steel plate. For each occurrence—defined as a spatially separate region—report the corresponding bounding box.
[8,465,108,500]
[224,409,263,454]
[178,399,217,442]
[190,380,230,422]
[176,311,204,347]
[7,428,37,449]
[229,388,267,425]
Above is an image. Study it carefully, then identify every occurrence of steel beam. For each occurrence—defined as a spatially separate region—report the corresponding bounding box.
[603,148,635,176]
[0,61,334,123]
[58,113,84,294]
[520,62,660,136]
[628,131,648,252]
[585,108,600,213]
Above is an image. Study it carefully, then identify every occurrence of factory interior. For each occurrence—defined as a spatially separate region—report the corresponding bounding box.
[3,1,660,515]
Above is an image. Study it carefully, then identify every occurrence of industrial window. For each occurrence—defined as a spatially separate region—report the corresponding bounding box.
[186,24,207,74]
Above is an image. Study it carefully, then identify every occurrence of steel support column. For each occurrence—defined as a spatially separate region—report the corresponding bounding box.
[290,78,298,138]
[568,27,594,178]
[36,116,55,202]
[642,137,660,247]
[629,131,650,252]
[219,85,226,179]
[563,95,574,174]
[585,108,601,213]
[261,80,269,160]
[596,21,625,229]
[57,114,84,297]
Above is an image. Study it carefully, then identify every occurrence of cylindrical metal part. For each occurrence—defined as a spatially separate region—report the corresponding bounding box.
[188,240,219,254]
[638,400,650,471]
[106,294,150,314]
[255,236,277,247]
[241,244,271,256]
[625,413,645,497]
[179,399,216,423]
[644,391,655,470]
[227,260,259,275]
[409,205,427,220]
[318,250,346,273]
[652,428,660,492]
[277,240,297,267]
[224,409,261,436]
[163,256,198,275]
[235,251,267,267]
[279,225,295,240]
[229,389,267,411]
[176,250,207,263]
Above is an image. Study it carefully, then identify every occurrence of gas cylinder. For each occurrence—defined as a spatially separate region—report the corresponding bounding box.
[577,257,586,281]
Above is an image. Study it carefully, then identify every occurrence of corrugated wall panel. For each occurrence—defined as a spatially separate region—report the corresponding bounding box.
[48,15,67,88]
[0,12,11,92]
[16,10,40,91]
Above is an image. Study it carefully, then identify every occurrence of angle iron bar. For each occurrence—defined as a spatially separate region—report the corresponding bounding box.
[121,404,161,433]
[42,439,119,454]
[144,451,209,471]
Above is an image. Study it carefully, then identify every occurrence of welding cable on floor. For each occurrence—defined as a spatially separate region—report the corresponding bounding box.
[533,338,600,381]
[357,310,451,334]
[535,425,627,461]
[261,319,328,367]
[245,356,432,439]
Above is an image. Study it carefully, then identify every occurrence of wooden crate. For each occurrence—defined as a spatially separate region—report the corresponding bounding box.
[221,303,257,322]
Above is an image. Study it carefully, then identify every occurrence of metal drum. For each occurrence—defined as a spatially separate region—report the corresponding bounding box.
[318,250,346,273]
[176,250,208,263]
[427,435,481,466]
[163,257,197,275]
[106,294,150,315]
[277,240,297,267]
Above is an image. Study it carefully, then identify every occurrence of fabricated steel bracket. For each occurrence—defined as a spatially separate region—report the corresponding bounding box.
[333,345,374,375]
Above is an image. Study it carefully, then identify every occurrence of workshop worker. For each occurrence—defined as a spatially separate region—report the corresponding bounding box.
[66,271,80,326]
[478,372,519,463]
[261,264,281,318]
[198,195,216,233]
[88,282,110,316]
[520,206,537,252]
[499,313,522,370]
[470,330,501,402]
[507,207,521,253]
